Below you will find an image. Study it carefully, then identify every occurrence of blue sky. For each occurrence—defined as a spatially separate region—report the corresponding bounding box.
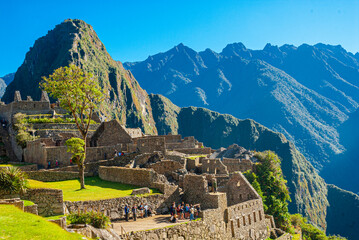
[0,0,358,76]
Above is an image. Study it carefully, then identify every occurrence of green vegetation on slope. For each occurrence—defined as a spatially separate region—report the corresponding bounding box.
[245,151,291,231]
[28,176,160,201]
[0,205,84,240]
[291,214,347,240]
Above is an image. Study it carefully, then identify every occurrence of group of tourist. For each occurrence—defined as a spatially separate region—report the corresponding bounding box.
[124,203,152,221]
[169,202,200,223]
[47,160,59,169]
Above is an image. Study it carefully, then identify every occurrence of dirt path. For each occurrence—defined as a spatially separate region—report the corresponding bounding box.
[112,214,190,234]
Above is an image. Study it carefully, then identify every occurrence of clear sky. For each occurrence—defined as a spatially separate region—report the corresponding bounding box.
[1,0,358,76]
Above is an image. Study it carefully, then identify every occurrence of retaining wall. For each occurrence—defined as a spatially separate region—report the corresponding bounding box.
[65,194,169,221]
[21,188,64,216]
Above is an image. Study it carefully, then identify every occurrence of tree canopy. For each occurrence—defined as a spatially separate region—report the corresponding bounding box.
[41,64,104,189]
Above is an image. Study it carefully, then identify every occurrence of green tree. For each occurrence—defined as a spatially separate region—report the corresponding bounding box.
[246,151,291,230]
[65,137,85,180]
[41,64,104,189]
[13,113,38,148]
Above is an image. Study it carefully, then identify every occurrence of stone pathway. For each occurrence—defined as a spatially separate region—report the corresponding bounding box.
[113,214,190,234]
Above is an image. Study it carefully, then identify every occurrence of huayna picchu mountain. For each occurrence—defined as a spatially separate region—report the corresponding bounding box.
[2,19,157,134]
[4,19,359,238]
[124,43,359,181]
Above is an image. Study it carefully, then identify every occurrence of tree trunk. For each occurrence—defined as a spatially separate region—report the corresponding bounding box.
[79,136,87,189]
[79,162,86,189]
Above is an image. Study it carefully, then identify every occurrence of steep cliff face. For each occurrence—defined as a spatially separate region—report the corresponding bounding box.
[2,19,156,134]
[150,94,328,229]
[322,109,359,193]
[326,185,359,240]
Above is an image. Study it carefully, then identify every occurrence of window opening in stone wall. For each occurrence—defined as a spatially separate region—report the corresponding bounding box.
[237,218,240,228]
[253,212,256,223]
[243,216,246,226]
[248,215,251,225]
[259,210,262,221]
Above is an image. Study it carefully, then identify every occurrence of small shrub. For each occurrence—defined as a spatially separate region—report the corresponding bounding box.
[0,166,28,194]
[67,211,110,229]
[13,113,38,148]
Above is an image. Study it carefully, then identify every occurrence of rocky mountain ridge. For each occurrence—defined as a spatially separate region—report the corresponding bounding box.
[124,43,359,176]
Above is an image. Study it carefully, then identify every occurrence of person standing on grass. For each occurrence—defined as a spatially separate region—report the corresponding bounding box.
[124,205,130,221]
[132,205,137,221]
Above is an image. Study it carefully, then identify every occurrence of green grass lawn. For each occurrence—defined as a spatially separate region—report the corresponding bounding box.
[22,200,35,206]
[28,176,161,201]
[0,205,84,240]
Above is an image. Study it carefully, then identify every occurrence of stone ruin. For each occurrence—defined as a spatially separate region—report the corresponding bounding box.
[0,91,292,240]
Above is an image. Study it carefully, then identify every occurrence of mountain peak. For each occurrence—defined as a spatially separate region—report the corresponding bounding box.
[2,19,157,134]
[221,42,251,58]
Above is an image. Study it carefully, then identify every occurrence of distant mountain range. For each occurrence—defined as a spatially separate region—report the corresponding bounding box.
[124,42,359,187]
[3,19,359,238]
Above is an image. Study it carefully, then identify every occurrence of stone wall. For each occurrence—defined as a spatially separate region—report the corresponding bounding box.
[129,203,270,240]
[21,188,64,216]
[24,139,47,166]
[99,166,164,188]
[26,170,82,182]
[183,174,228,210]
[136,136,166,153]
[202,158,229,175]
[0,198,24,210]
[225,199,268,239]
[224,174,256,205]
[98,166,180,209]
[127,217,231,240]
[149,160,184,176]
[222,172,260,206]
[65,194,170,221]
[91,120,133,147]
[51,153,139,175]
[24,204,38,215]
[222,158,253,173]
[175,147,211,155]
[24,142,120,167]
